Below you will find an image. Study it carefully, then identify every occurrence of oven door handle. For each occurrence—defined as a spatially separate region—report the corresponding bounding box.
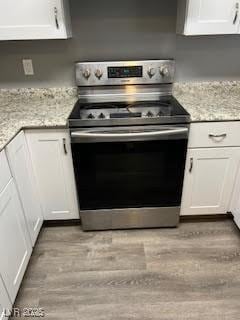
[71,127,188,142]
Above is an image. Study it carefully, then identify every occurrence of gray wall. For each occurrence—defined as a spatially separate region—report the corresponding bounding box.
[1,0,240,88]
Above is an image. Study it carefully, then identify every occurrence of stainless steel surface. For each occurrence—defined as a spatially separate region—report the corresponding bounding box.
[71,60,191,127]
[77,84,173,103]
[80,207,180,231]
[70,59,188,231]
[189,157,193,173]
[76,60,175,86]
[71,125,189,143]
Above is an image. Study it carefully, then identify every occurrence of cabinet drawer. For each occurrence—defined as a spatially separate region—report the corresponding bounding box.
[0,150,12,194]
[188,122,240,148]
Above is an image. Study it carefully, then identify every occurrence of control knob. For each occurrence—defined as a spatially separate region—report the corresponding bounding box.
[159,66,169,77]
[82,68,91,79]
[146,111,154,117]
[147,67,156,78]
[98,112,105,119]
[95,68,103,80]
[87,113,95,119]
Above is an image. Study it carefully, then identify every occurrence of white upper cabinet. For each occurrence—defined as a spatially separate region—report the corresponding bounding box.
[6,131,43,247]
[26,130,79,220]
[0,0,71,40]
[177,0,240,35]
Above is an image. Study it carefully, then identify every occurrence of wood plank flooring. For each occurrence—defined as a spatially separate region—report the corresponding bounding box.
[11,220,240,319]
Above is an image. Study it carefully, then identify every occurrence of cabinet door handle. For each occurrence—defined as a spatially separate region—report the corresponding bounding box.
[54,7,59,29]
[189,157,193,173]
[233,3,239,24]
[63,138,67,154]
[208,133,227,139]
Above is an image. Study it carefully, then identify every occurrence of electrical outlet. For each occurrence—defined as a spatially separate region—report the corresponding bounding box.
[22,59,34,75]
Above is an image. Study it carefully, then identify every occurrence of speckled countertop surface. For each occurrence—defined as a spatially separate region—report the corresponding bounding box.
[1,81,240,151]
[0,88,77,151]
[173,81,240,122]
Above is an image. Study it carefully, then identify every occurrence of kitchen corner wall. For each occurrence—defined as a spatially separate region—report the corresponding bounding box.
[1,0,240,88]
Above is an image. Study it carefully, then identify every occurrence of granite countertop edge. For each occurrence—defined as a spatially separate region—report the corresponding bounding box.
[1,81,240,152]
[0,124,69,153]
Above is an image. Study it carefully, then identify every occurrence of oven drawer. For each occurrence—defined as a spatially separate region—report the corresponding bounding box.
[188,122,240,148]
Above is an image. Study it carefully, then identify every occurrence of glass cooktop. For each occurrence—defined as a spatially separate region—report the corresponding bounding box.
[71,97,188,119]
[69,96,190,127]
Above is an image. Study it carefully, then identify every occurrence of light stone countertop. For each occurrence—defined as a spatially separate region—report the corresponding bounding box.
[173,81,240,122]
[1,81,240,151]
[0,88,77,151]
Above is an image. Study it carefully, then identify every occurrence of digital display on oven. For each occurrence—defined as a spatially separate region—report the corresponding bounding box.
[108,66,143,78]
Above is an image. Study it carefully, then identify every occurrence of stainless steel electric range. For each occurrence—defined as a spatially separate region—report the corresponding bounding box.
[69,60,190,231]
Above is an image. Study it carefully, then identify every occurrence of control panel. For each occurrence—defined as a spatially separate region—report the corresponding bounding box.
[108,66,143,78]
[75,60,175,86]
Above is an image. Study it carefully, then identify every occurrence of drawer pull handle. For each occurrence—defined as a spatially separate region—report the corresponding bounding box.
[63,138,67,154]
[54,7,59,29]
[189,157,193,173]
[208,133,227,139]
[233,3,239,24]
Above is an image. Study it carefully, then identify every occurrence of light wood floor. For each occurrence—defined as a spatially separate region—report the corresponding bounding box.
[11,220,240,320]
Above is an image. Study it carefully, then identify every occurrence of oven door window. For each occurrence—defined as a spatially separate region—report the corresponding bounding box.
[72,140,187,210]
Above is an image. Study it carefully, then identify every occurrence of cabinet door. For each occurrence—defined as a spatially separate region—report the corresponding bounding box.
[0,151,12,195]
[230,158,240,229]
[0,275,11,320]
[6,131,43,247]
[26,130,79,220]
[0,180,32,304]
[181,148,239,215]
[182,0,239,35]
[0,0,71,40]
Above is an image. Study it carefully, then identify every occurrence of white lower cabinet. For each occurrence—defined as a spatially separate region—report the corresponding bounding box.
[181,147,240,216]
[0,275,11,320]
[0,179,32,304]
[230,163,240,229]
[0,151,12,195]
[25,130,79,220]
[6,131,43,246]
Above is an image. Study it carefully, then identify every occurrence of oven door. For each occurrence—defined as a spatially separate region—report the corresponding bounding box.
[71,125,188,229]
